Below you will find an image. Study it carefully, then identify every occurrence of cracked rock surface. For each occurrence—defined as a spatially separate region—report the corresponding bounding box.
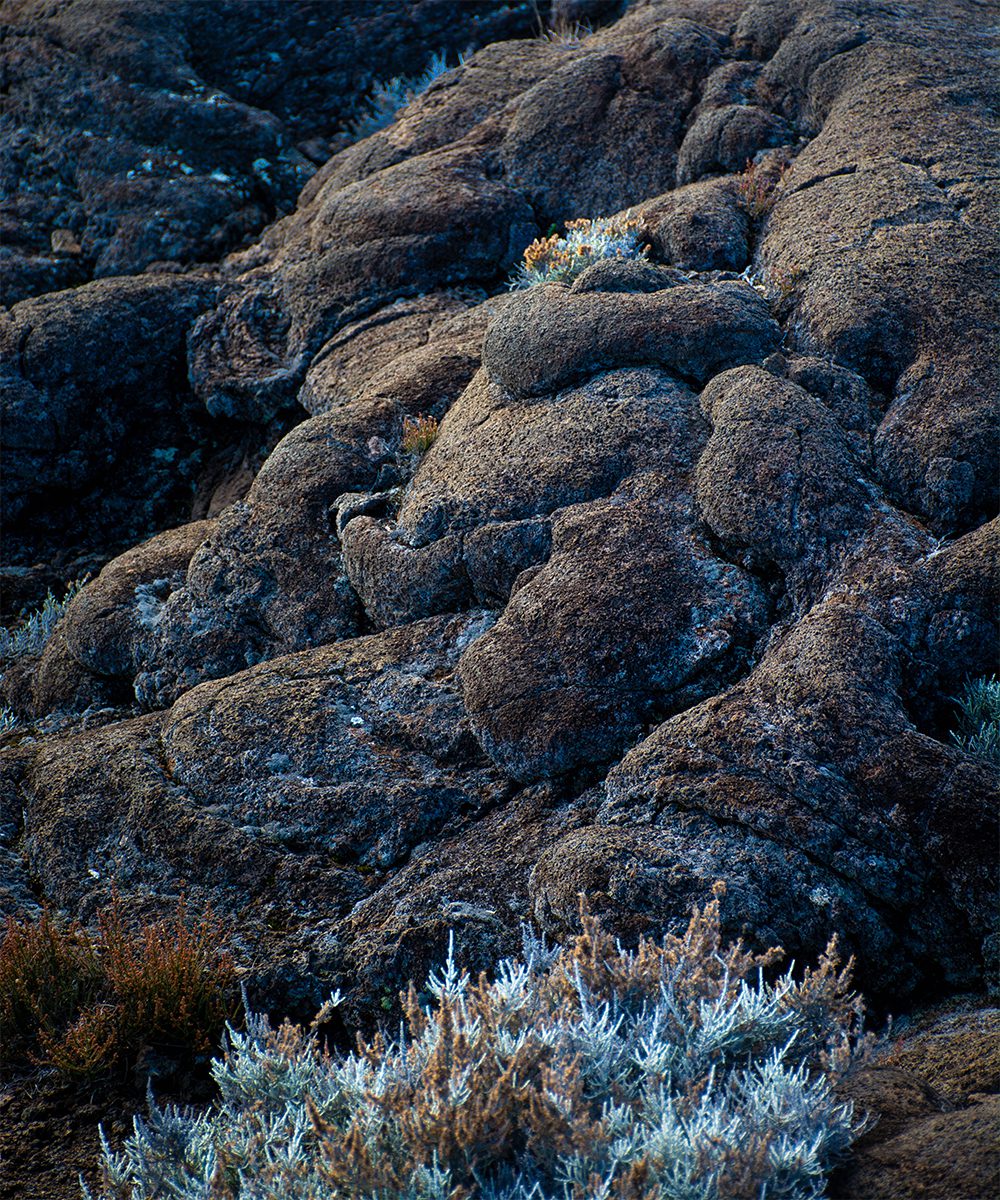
[1,0,997,1104]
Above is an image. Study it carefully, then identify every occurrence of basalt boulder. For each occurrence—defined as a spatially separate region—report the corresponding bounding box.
[2,0,997,1050]
[0,0,547,306]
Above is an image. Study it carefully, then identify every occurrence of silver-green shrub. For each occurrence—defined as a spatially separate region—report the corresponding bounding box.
[510,215,647,288]
[0,579,85,660]
[950,675,1000,765]
[349,51,453,140]
[85,891,868,1200]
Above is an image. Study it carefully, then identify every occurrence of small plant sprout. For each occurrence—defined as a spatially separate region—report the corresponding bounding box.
[86,888,870,1199]
[0,577,87,659]
[768,262,807,300]
[950,675,1000,765]
[401,414,440,455]
[0,706,19,737]
[349,51,454,140]
[511,213,648,288]
[736,158,789,220]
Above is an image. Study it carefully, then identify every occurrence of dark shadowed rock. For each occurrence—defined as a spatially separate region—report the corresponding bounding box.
[187,144,536,421]
[0,274,224,570]
[0,0,548,306]
[1,0,996,1065]
[1,275,216,516]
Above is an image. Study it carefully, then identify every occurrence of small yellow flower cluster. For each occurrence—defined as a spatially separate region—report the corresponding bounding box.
[522,233,562,273]
[512,214,646,288]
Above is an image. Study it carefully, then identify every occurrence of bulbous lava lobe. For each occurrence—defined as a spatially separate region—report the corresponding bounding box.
[1,0,996,1034]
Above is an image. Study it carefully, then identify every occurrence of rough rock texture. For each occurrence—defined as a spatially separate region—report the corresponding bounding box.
[0,1,581,583]
[0,0,556,306]
[2,0,997,1102]
[0,274,221,562]
[831,1002,1000,1200]
[17,612,548,1014]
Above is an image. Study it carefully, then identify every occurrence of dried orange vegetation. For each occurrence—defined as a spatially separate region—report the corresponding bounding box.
[0,898,236,1081]
[89,888,869,1199]
[401,413,441,454]
[0,910,102,1067]
[736,158,789,219]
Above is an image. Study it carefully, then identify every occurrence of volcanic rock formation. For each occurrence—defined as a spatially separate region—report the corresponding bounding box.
[1,0,997,1130]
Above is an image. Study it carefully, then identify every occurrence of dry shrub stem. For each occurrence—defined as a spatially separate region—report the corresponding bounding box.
[0,897,236,1082]
[88,885,871,1199]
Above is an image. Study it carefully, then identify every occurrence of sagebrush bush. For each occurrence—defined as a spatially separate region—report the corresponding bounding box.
[349,51,453,140]
[88,888,869,1199]
[510,214,647,288]
[0,577,86,659]
[0,899,236,1081]
[950,675,1000,765]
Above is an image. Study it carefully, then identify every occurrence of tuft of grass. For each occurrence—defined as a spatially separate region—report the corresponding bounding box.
[510,213,648,288]
[0,705,20,737]
[529,0,593,43]
[950,675,1000,765]
[401,413,440,455]
[0,899,237,1082]
[736,158,788,220]
[349,51,454,140]
[86,886,870,1199]
[0,577,87,659]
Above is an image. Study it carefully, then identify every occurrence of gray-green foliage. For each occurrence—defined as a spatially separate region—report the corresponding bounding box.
[950,675,1000,765]
[0,579,85,660]
[86,897,868,1200]
[509,214,648,289]
[349,51,453,140]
